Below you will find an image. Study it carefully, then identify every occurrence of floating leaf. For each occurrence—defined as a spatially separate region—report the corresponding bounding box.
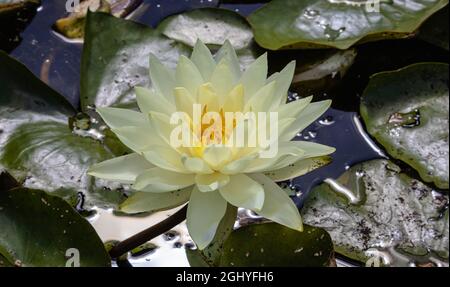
[80,12,190,111]
[158,8,253,50]
[157,8,262,69]
[0,188,111,266]
[0,51,127,210]
[248,0,449,50]
[219,223,335,267]
[361,63,449,189]
[302,159,449,266]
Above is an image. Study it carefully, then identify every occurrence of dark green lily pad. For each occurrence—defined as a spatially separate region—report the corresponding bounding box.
[219,223,334,267]
[302,159,449,266]
[0,188,111,266]
[80,12,190,111]
[0,51,128,210]
[248,0,449,50]
[361,63,449,189]
[418,5,449,50]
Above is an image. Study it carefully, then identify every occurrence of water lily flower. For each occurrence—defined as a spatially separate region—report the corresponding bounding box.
[88,40,335,249]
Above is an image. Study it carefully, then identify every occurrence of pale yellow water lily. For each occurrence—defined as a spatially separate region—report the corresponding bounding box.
[88,40,335,250]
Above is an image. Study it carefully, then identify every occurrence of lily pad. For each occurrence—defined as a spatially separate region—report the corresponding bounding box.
[157,8,253,50]
[0,187,111,266]
[360,63,449,189]
[156,8,262,69]
[0,51,128,210]
[302,159,449,266]
[80,12,190,111]
[219,223,335,267]
[247,0,449,50]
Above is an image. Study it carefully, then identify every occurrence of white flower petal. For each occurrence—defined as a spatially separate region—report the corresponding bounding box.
[148,111,176,145]
[211,58,235,99]
[135,86,175,116]
[243,141,306,173]
[202,145,232,170]
[265,156,332,182]
[222,84,244,112]
[112,126,166,152]
[88,153,153,183]
[215,40,241,81]
[249,173,303,231]
[195,172,230,192]
[143,146,188,173]
[275,96,312,120]
[244,81,276,113]
[280,100,332,141]
[191,39,216,81]
[294,141,336,158]
[174,87,196,116]
[239,53,267,102]
[149,54,175,102]
[181,155,214,174]
[176,55,204,96]
[197,83,220,111]
[187,186,227,250]
[267,142,335,171]
[120,188,191,214]
[97,107,146,129]
[133,167,195,192]
[219,174,265,211]
[267,61,296,106]
[220,153,258,175]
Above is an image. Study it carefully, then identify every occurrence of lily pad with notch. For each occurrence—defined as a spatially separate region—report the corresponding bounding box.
[361,62,449,189]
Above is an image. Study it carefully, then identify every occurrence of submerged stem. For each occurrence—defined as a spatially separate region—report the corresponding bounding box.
[108,205,188,259]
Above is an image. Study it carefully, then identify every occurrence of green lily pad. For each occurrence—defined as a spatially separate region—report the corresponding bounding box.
[157,8,253,50]
[80,12,190,111]
[219,223,334,267]
[247,0,449,50]
[360,63,449,189]
[0,51,128,210]
[156,8,262,69]
[0,187,111,266]
[418,5,449,50]
[302,159,449,266]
